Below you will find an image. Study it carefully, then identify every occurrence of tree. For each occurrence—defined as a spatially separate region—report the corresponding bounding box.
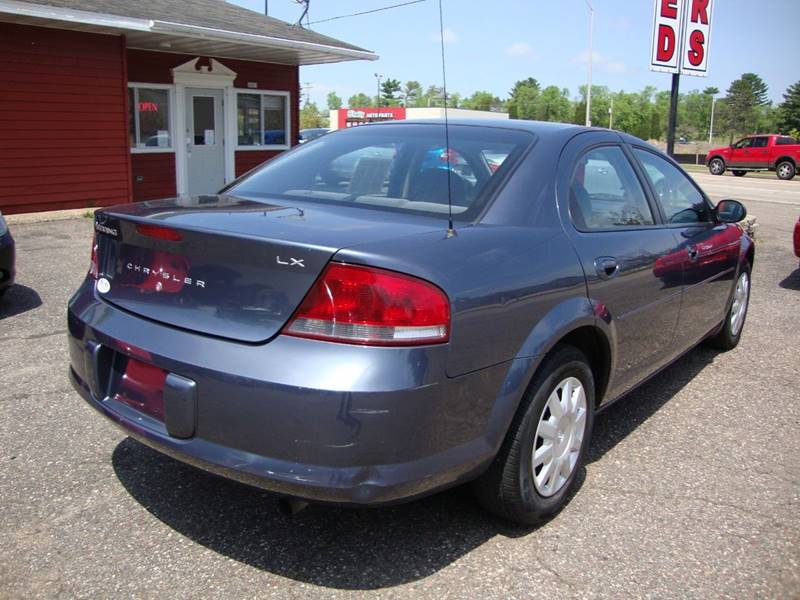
[777,80,800,134]
[402,81,422,107]
[461,90,499,111]
[326,92,342,110]
[507,78,540,119]
[380,78,402,105]
[534,86,572,123]
[723,73,770,137]
[347,92,373,107]
[300,101,325,129]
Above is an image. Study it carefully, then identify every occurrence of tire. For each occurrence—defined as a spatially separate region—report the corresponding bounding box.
[732,170,746,177]
[776,160,796,180]
[708,157,725,176]
[706,266,750,351]
[473,345,595,524]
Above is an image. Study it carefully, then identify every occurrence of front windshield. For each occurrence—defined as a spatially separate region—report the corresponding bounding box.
[229,124,533,219]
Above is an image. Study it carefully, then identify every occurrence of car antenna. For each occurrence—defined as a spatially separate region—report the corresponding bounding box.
[437,0,456,238]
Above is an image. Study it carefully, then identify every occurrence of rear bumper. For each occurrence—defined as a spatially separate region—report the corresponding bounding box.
[0,231,14,292]
[67,279,510,505]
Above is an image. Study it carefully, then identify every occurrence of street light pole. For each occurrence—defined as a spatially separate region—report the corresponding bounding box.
[709,96,717,145]
[584,0,594,127]
[374,73,383,107]
[609,96,614,130]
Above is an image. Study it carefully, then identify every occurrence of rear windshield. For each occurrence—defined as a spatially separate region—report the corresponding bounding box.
[229,124,533,219]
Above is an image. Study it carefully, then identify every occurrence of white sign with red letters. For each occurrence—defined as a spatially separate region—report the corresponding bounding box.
[650,0,714,77]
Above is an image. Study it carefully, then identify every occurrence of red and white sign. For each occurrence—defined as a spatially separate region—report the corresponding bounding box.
[650,0,713,77]
[680,0,713,76]
[337,107,406,129]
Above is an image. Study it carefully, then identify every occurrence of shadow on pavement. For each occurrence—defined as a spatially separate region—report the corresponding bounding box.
[778,268,800,291]
[112,345,717,589]
[0,284,42,319]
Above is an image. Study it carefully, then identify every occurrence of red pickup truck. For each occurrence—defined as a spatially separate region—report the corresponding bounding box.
[706,134,799,180]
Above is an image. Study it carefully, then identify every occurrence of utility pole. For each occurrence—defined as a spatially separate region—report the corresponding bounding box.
[264,0,268,15]
[708,95,717,145]
[584,0,594,126]
[665,73,680,156]
[374,73,383,107]
[608,97,614,130]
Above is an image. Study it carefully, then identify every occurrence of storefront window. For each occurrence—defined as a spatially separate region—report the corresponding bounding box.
[237,92,288,147]
[128,86,171,150]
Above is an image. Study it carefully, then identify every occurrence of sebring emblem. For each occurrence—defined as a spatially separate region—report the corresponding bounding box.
[97,278,111,294]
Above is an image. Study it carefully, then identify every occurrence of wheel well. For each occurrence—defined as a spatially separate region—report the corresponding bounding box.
[775,156,796,167]
[552,326,611,406]
[708,155,725,165]
[746,244,755,269]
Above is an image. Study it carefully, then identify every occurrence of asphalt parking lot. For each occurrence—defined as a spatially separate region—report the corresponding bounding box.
[1,175,798,598]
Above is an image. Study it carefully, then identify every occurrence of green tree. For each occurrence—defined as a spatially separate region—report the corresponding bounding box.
[507,78,540,119]
[777,80,800,134]
[300,102,325,129]
[380,78,402,105]
[461,90,499,111]
[723,73,770,138]
[326,91,342,110]
[347,92,373,107]
[401,80,422,106]
[534,86,572,122]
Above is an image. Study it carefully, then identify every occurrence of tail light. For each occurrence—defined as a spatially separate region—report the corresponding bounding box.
[284,263,450,346]
[136,224,182,242]
[89,234,98,279]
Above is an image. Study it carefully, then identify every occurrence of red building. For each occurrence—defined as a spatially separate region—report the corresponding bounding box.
[0,0,376,214]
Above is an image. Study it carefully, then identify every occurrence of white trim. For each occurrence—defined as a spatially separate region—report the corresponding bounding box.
[171,59,237,195]
[127,83,176,154]
[234,89,292,152]
[0,0,378,63]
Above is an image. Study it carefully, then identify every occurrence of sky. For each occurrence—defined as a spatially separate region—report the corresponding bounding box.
[229,0,799,107]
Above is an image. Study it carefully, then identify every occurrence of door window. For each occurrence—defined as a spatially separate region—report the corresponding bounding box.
[633,149,710,224]
[731,138,753,150]
[569,146,654,230]
[750,136,769,148]
[192,96,215,145]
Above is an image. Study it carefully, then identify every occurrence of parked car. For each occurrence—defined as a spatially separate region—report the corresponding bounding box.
[299,128,329,143]
[794,215,800,263]
[706,134,799,180]
[0,211,15,297]
[67,120,753,524]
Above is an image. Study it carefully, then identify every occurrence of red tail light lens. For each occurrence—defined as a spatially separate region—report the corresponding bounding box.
[136,224,182,242]
[284,263,450,346]
[89,234,98,279]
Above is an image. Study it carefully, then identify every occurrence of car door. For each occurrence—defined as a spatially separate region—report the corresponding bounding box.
[728,137,754,168]
[557,133,684,400]
[632,147,741,347]
[749,135,771,168]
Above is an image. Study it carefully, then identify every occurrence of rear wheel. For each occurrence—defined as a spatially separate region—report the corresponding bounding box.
[708,157,725,175]
[732,170,747,177]
[776,160,796,180]
[473,345,595,524]
[706,267,750,351]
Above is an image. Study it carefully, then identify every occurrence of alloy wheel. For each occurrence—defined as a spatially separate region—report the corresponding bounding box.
[730,271,749,336]
[532,376,587,497]
[777,163,793,179]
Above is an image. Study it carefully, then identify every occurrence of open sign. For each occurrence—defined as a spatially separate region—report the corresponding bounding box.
[650,0,714,77]
[138,102,159,112]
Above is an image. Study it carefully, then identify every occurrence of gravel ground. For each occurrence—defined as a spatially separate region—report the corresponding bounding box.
[1,175,798,599]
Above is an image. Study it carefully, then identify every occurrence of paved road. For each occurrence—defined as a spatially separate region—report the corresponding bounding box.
[1,177,798,598]
[690,170,800,207]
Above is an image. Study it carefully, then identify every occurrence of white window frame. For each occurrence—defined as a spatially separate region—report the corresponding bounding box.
[235,90,292,151]
[127,83,176,154]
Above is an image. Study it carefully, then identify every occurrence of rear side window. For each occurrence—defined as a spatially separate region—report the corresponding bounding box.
[569,146,654,230]
[776,137,798,145]
[230,124,533,219]
[633,149,710,224]
[751,136,769,148]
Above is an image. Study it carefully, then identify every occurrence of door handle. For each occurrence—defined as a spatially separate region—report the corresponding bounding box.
[687,245,699,261]
[594,257,619,280]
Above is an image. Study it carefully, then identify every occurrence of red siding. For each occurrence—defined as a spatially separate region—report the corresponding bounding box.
[132,153,177,200]
[235,150,282,177]
[0,23,130,214]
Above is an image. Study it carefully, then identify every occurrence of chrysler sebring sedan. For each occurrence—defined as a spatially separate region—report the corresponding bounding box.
[67,120,753,523]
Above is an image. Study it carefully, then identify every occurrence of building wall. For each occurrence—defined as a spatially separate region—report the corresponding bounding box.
[0,23,131,214]
[127,49,298,196]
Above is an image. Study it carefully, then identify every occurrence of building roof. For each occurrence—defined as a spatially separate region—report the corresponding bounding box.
[0,0,378,64]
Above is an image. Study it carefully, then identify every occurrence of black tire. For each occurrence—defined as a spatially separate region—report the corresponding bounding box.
[708,157,725,176]
[706,265,751,351]
[732,170,746,177]
[473,345,595,524]
[776,160,796,181]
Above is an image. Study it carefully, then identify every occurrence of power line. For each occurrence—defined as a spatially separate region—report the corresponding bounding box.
[308,0,427,25]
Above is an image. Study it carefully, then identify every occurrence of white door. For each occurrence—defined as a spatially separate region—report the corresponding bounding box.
[185,88,225,196]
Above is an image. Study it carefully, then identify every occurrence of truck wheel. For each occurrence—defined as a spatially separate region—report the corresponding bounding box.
[732,170,746,177]
[776,161,796,180]
[708,157,725,176]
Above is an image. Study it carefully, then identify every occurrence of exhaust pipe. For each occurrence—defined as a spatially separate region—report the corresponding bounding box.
[278,497,310,517]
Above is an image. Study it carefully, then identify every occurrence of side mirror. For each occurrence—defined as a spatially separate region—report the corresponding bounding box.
[715,199,747,223]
